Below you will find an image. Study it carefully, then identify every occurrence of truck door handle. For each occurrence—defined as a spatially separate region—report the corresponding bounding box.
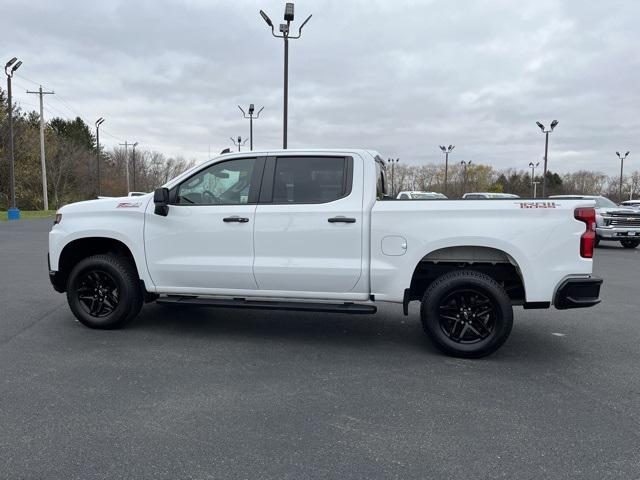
[223,216,249,223]
[328,216,356,223]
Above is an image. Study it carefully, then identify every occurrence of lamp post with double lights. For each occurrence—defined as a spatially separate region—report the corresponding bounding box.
[616,151,630,203]
[460,160,472,196]
[386,158,399,197]
[259,3,312,149]
[535,120,558,197]
[131,142,139,192]
[5,57,22,220]
[439,145,455,196]
[529,161,540,198]
[95,118,105,196]
[230,136,249,152]
[238,104,264,151]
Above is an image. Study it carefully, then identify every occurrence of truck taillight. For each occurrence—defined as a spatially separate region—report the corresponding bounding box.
[574,207,595,258]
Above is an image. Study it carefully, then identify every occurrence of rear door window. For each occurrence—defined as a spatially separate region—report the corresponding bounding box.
[270,156,351,204]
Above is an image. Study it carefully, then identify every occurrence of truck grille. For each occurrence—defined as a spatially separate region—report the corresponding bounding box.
[604,213,640,227]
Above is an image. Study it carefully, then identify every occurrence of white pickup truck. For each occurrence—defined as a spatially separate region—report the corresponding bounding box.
[48,149,602,357]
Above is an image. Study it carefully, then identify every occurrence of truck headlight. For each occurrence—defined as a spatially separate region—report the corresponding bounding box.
[595,213,603,226]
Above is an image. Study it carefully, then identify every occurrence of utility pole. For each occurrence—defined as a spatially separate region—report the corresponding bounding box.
[259,3,312,149]
[5,57,22,220]
[238,104,264,150]
[616,151,630,203]
[27,86,55,211]
[95,118,105,196]
[439,145,455,196]
[119,141,132,192]
[460,160,472,196]
[387,158,399,197]
[532,181,540,199]
[230,136,248,152]
[528,161,540,198]
[535,120,558,197]
[131,142,138,191]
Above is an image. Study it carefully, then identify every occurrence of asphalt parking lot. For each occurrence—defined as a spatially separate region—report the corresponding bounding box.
[1,219,639,479]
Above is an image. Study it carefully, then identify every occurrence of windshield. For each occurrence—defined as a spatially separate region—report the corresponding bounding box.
[596,197,618,208]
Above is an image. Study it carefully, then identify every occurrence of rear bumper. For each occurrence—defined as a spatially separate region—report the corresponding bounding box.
[596,226,640,239]
[554,277,602,309]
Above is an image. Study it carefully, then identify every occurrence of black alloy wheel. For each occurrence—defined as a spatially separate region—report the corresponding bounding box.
[76,270,120,318]
[437,288,496,344]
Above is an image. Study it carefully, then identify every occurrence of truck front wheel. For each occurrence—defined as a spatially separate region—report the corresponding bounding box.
[620,239,640,249]
[420,270,513,358]
[66,254,143,329]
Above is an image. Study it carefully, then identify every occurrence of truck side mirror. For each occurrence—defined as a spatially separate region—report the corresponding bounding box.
[154,187,170,216]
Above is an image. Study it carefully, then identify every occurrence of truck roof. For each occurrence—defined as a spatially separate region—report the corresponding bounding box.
[216,148,380,159]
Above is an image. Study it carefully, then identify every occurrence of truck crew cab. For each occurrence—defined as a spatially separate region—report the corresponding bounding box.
[49,149,602,357]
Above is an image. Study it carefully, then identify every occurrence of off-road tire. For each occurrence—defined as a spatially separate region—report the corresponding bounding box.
[420,270,513,358]
[66,254,143,329]
[620,239,640,249]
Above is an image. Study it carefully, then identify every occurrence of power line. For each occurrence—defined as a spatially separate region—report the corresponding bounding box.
[12,72,130,146]
[53,93,84,117]
[27,86,55,211]
[14,72,44,87]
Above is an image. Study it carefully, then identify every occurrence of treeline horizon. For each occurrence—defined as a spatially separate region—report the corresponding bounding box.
[386,162,639,200]
[1,88,195,211]
[1,87,638,210]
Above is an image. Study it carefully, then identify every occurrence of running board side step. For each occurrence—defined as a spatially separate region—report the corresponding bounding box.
[156,296,377,314]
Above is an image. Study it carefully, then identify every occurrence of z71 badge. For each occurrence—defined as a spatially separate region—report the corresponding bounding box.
[116,202,142,208]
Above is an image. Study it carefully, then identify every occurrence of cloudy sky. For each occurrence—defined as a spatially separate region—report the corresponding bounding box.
[4,0,638,172]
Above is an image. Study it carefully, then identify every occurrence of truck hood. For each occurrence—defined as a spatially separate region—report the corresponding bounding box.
[597,207,640,216]
[58,194,153,214]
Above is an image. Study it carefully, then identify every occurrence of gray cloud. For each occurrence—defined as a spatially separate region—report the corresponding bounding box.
[4,0,638,173]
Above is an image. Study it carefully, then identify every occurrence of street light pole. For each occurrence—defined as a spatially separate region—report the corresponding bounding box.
[616,151,630,203]
[5,57,22,220]
[238,104,264,150]
[528,161,540,198]
[387,158,399,197]
[535,120,558,198]
[460,160,472,196]
[439,145,455,196]
[259,3,312,149]
[230,136,249,152]
[131,142,138,191]
[95,118,105,196]
[119,141,133,193]
[532,181,540,198]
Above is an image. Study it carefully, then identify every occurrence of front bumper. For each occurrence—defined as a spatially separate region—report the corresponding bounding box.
[47,254,65,293]
[596,226,640,239]
[554,277,603,309]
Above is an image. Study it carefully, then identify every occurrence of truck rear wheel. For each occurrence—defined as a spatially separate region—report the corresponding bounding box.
[66,254,143,329]
[420,270,513,358]
[620,239,640,249]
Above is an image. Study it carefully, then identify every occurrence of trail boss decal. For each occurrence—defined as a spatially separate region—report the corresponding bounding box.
[518,201,558,209]
[116,202,142,208]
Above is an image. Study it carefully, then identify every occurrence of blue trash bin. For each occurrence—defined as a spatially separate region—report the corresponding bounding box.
[7,208,21,221]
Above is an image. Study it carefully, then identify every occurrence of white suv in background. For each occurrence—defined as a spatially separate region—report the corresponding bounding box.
[396,191,447,200]
[620,200,640,210]
[462,193,520,199]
